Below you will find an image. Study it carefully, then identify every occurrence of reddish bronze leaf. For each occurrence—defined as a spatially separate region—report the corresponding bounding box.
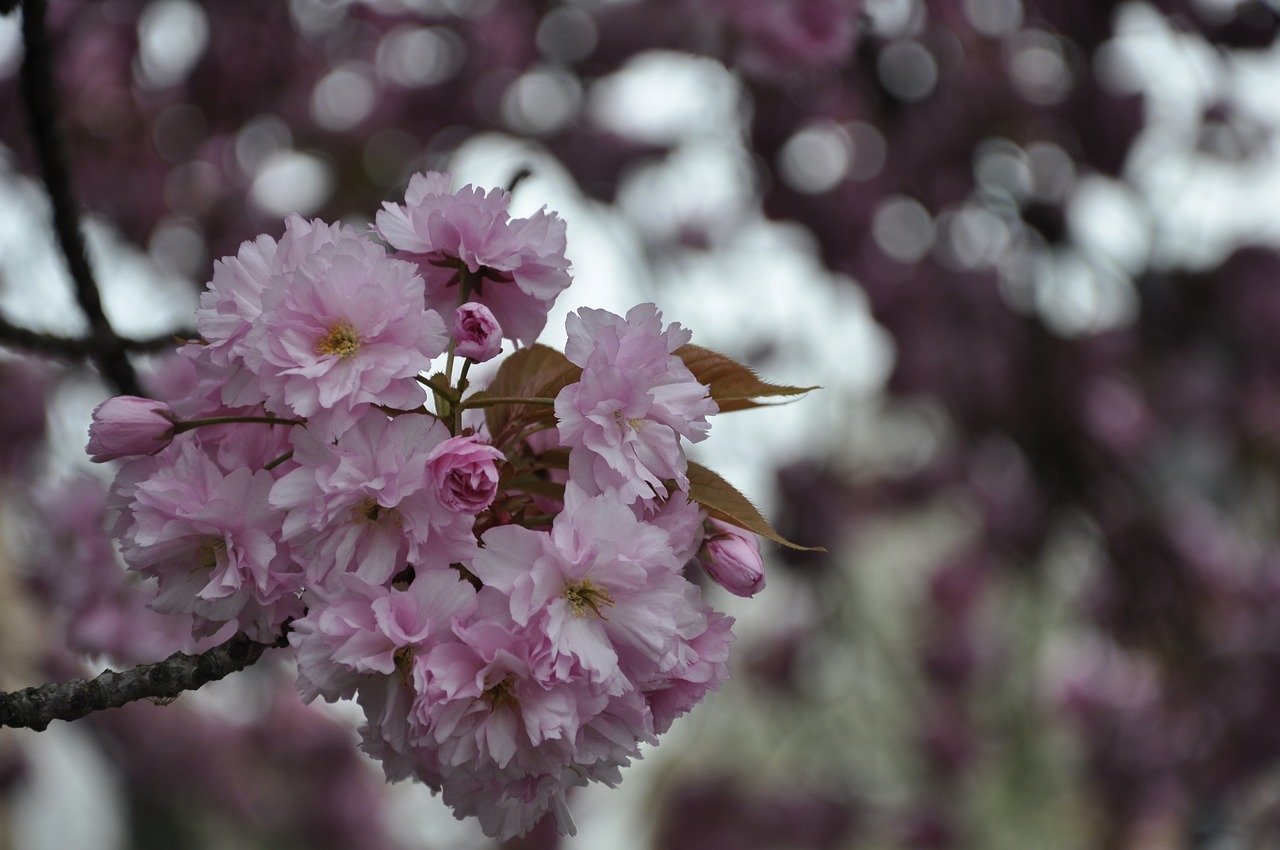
[675,344,818,413]
[687,461,823,551]
[481,344,581,443]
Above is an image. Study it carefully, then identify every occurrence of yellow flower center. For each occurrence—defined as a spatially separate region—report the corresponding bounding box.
[194,537,226,574]
[482,674,519,711]
[316,320,361,358]
[351,497,400,527]
[394,645,414,685]
[562,578,615,620]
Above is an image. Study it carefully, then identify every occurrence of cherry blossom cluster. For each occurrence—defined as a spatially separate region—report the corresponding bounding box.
[88,172,777,839]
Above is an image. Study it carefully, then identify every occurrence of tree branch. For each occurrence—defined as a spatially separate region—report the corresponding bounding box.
[0,313,194,359]
[0,632,284,731]
[19,0,142,396]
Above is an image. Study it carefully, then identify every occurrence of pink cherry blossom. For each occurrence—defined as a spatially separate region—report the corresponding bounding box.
[426,434,505,514]
[243,227,447,438]
[375,171,572,346]
[186,215,349,409]
[697,518,766,597]
[471,490,696,686]
[293,568,478,757]
[637,490,708,565]
[419,616,581,772]
[110,438,303,642]
[555,304,718,503]
[270,412,476,590]
[31,475,223,664]
[452,301,504,362]
[78,174,768,845]
[87,395,176,462]
[291,569,478,703]
[644,607,734,734]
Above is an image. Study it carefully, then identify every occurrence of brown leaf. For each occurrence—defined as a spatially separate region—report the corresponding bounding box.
[687,461,823,551]
[482,344,581,443]
[675,344,819,413]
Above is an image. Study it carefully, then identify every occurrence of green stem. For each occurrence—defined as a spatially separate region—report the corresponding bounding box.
[459,396,556,410]
[418,374,458,401]
[173,415,304,434]
[455,361,474,434]
[444,269,476,386]
[263,450,294,471]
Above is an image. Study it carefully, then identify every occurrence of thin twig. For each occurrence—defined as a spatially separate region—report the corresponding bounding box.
[19,0,141,395]
[0,632,285,731]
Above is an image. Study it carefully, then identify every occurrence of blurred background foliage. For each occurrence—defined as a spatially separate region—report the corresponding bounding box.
[3,0,1280,847]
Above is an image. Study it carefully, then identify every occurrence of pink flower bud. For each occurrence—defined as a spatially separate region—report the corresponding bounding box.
[452,301,503,363]
[697,519,765,597]
[426,435,505,514]
[86,396,177,462]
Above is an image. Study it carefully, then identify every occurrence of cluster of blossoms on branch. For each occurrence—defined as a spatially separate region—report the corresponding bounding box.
[85,172,810,838]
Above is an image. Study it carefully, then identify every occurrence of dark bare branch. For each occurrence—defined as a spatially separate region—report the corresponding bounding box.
[19,0,141,396]
[0,632,285,731]
[0,313,195,359]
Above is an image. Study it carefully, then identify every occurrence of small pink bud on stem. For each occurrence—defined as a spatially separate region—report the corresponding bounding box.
[86,396,177,462]
[697,519,766,597]
[452,301,503,363]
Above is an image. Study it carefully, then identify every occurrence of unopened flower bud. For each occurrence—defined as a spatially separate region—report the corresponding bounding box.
[426,435,505,513]
[453,301,503,363]
[86,396,176,462]
[697,519,765,597]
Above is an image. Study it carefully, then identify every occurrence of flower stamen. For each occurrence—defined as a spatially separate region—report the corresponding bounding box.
[562,578,615,620]
[193,537,226,574]
[351,497,401,527]
[394,645,414,685]
[482,674,519,711]
[316,320,361,358]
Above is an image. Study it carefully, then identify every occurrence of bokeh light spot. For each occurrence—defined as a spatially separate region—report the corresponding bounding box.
[148,217,207,280]
[502,68,581,136]
[235,115,293,176]
[846,121,888,181]
[589,51,743,145]
[936,205,1012,270]
[873,196,935,263]
[376,26,465,88]
[974,138,1033,202]
[536,7,599,64]
[136,0,209,89]
[1026,141,1076,202]
[779,122,852,194]
[1008,30,1073,105]
[964,0,1023,37]
[878,40,938,102]
[311,63,377,133]
[865,0,924,38]
[250,151,334,217]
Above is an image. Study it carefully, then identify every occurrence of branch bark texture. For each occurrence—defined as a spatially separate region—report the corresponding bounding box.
[19,0,142,396]
[0,633,280,731]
